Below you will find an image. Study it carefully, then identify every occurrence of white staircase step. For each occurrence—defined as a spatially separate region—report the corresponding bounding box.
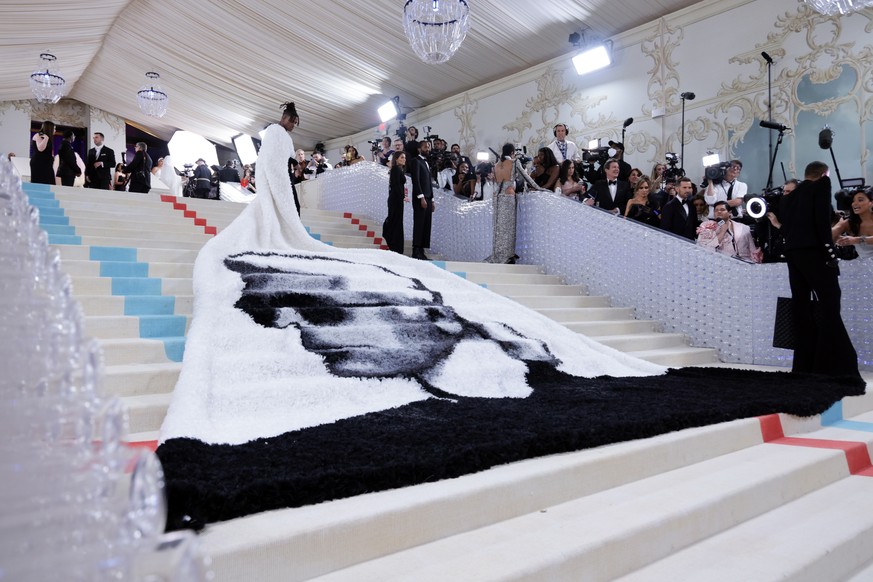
[503,295,608,309]
[291,441,851,581]
[464,272,564,285]
[568,319,659,335]
[201,418,767,582]
[124,430,160,446]
[535,306,635,322]
[72,226,212,243]
[76,236,207,250]
[52,245,200,264]
[98,338,170,366]
[441,261,544,275]
[105,362,182,397]
[590,332,689,352]
[124,392,173,434]
[484,283,587,296]
[627,346,719,366]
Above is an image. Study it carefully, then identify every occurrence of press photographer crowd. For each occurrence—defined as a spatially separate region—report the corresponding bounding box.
[365,120,872,268]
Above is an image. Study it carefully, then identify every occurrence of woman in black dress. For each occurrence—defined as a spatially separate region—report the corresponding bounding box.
[624,177,661,227]
[29,121,56,185]
[382,150,407,254]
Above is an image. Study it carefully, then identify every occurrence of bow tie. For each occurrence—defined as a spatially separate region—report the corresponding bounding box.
[608,180,617,185]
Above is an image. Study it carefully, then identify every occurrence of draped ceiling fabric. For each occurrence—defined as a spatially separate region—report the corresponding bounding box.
[0,0,701,151]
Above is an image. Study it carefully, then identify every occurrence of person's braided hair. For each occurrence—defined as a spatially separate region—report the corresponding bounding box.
[280,101,298,122]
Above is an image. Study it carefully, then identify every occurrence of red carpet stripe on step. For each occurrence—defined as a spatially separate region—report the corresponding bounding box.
[758,414,873,476]
[343,212,389,249]
[160,195,217,236]
[126,440,159,452]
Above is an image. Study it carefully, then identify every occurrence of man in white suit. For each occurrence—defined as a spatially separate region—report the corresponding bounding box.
[547,123,579,164]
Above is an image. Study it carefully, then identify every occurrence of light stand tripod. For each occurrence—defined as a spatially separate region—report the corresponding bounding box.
[679,92,695,174]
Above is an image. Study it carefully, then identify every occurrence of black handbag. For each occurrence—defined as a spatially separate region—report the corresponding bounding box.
[772,297,794,349]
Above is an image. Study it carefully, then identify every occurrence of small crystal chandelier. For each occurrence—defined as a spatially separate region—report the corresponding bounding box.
[30,52,66,104]
[403,0,470,64]
[136,72,169,118]
[804,0,873,15]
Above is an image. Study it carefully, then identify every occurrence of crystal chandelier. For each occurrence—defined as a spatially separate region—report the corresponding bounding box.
[30,52,66,104]
[403,0,470,64]
[804,0,873,15]
[137,72,169,118]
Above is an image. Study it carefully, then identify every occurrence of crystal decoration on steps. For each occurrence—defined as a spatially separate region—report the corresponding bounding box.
[30,52,66,104]
[137,72,169,118]
[403,0,470,64]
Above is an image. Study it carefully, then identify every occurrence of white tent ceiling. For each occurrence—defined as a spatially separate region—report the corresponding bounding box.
[1,0,701,150]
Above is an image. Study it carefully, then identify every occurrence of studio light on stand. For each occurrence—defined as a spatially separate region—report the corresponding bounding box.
[137,72,169,118]
[568,28,612,76]
[378,97,400,123]
[403,0,470,64]
[30,52,66,104]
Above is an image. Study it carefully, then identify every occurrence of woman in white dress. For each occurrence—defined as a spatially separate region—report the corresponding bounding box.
[833,189,873,259]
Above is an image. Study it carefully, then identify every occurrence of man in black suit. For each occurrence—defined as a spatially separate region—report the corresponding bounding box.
[56,130,80,187]
[779,161,858,377]
[124,142,152,194]
[410,140,435,260]
[584,158,630,214]
[218,160,241,183]
[660,176,697,239]
[85,132,115,190]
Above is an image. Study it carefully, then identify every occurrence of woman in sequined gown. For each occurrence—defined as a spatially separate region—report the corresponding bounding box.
[486,143,519,264]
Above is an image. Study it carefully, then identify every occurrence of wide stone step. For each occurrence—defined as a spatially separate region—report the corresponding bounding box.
[71,276,192,296]
[60,260,194,279]
[70,235,206,250]
[59,225,212,243]
[509,294,609,309]
[307,442,851,581]
[105,362,182,397]
[484,283,587,296]
[628,346,719,366]
[52,244,200,264]
[617,475,873,581]
[440,261,544,275]
[98,338,171,366]
[568,319,659,335]
[200,417,769,582]
[85,315,190,340]
[535,306,635,322]
[463,272,564,286]
[591,332,690,352]
[123,392,173,434]
[78,294,194,318]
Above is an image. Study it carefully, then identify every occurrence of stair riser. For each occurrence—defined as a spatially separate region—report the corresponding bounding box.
[537,307,635,322]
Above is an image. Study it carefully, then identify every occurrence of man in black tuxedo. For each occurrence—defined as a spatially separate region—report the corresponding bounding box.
[56,130,80,187]
[86,132,116,190]
[779,161,858,377]
[660,177,697,239]
[124,142,152,194]
[410,140,435,260]
[218,160,241,183]
[584,158,630,214]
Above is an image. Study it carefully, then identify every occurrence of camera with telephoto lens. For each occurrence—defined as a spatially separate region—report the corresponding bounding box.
[368,139,382,154]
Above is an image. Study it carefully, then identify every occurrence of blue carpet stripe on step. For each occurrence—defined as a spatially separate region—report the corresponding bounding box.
[25,187,185,361]
[90,246,138,262]
[100,261,149,278]
[125,296,176,316]
[111,277,163,296]
[822,401,873,433]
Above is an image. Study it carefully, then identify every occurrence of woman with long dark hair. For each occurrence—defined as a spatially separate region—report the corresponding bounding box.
[555,159,586,201]
[382,150,408,254]
[531,147,559,190]
[834,189,873,260]
[624,178,660,227]
[30,121,56,185]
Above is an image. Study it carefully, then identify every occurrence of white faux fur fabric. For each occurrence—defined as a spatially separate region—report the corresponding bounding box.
[159,124,664,447]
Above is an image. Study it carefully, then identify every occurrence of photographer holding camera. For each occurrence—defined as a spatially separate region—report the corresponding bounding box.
[704,159,746,220]
[779,161,858,378]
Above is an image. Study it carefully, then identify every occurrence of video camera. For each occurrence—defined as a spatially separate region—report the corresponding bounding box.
[664,152,685,181]
[515,144,532,166]
[367,139,382,154]
[744,186,784,220]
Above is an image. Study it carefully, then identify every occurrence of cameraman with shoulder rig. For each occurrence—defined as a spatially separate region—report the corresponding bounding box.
[704,159,746,220]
